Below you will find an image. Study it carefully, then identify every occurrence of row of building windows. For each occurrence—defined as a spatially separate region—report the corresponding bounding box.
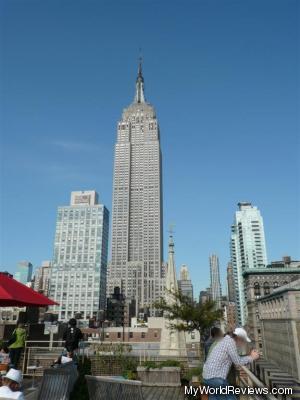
[105,331,158,339]
[253,281,287,296]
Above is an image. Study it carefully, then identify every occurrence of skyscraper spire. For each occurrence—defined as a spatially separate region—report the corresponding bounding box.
[166,234,177,294]
[134,57,145,103]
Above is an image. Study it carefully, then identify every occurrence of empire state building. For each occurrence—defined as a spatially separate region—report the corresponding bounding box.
[107,62,164,315]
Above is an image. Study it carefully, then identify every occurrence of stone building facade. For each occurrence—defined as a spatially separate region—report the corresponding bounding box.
[243,257,300,348]
[223,301,236,331]
[258,279,300,381]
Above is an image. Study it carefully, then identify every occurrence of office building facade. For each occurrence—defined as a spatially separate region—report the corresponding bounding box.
[50,191,109,325]
[106,286,135,328]
[227,262,235,303]
[15,261,33,285]
[209,254,222,309]
[199,288,211,304]
[34,260,51,295]
[178,264,193,301]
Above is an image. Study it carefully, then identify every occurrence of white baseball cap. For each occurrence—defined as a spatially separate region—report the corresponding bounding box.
[4,368,23,384]
[233,327,251,343]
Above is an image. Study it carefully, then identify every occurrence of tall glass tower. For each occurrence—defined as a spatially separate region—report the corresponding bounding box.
[230,202,268,325]
[108,62,164,316]
[15,261,33,285]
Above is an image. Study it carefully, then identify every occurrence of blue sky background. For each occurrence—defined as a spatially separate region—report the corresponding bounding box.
[1,0,299,297]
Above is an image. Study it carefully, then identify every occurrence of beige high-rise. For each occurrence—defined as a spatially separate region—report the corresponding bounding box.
[107,62,164,315]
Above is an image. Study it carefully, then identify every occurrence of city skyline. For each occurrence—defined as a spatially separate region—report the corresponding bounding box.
[1,0,299,297]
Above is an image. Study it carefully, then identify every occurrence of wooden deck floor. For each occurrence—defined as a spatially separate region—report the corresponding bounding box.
[142,386,186,400]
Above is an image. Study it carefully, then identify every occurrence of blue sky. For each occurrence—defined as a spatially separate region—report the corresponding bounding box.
[1,0,299,296]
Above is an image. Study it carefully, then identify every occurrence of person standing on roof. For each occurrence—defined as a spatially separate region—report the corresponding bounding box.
[8,323,27,369]
[203,328,260,400]
[63,318,83,352]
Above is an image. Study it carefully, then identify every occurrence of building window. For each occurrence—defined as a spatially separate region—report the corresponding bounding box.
[263,282,270,295]
[129,332,133,338]
[254,282,260,296]
[117,332,121,339]
[105,332,110,338]
[141,332,145,339]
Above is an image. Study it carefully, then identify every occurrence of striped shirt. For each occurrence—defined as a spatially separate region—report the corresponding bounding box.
[203,335,253,380]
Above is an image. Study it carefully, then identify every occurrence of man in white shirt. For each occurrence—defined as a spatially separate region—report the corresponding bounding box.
[203,328,259,400]
[0,368,24,399]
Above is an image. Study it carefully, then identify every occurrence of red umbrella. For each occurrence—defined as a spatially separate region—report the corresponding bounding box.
[0,273,58,307]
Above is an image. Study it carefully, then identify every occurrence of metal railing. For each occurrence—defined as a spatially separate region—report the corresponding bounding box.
[238,365,278,400]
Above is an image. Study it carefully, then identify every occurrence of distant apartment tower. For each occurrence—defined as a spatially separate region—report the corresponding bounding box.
[34,261,51,295]
[230,202,267,325]
[15,261,33,285]
[227,262,235,302]
[49,191,109,325]
[178,264,193,300]
[107,62,164,315]
[209,255,222,309]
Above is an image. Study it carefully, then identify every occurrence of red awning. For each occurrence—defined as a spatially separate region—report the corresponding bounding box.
[0,273,58,307]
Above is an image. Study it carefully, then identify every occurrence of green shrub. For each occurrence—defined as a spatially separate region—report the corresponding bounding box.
[121,357,138,380]
[160,359,182,368]
[123,369,137,380]
[142,360,158,370]
[142,359,183,370]
[182,366,203,383]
